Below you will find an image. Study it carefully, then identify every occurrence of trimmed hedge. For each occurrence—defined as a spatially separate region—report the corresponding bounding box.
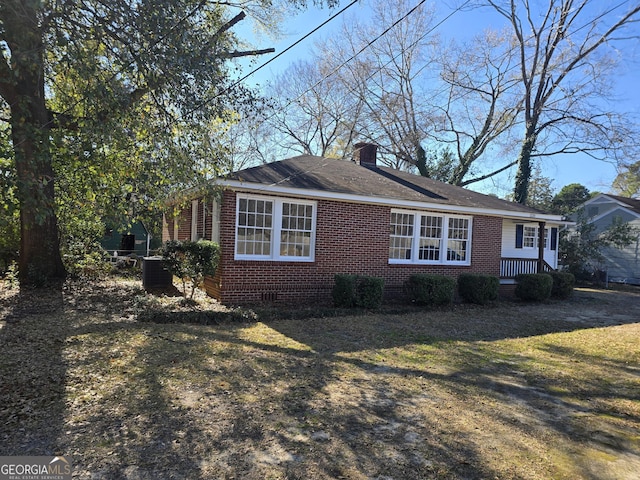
[333,274,357,308]
[332,274,385,309]
[405,274,455,306]
[457,273,499,305]
[159,240,220,298]
[514,273,553,302]
[548,271,575,299]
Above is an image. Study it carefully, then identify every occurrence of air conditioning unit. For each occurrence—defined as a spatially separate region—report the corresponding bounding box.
[142,256,173,289]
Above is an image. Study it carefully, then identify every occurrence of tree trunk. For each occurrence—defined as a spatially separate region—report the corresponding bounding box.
[6,2,66,285]
[513,126,537,204]
[12,119,66,285]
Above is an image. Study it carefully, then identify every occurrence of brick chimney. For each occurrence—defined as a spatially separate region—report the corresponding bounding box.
[353,142,378,167]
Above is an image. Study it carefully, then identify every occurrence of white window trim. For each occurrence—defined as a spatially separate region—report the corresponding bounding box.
[211,199,221,243]
[235,194,317,262]
[523,226,549,250]
[191,199,199,241]
[389,209,472,266]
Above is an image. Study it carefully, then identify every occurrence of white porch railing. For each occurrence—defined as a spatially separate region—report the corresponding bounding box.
[500,258,554,278]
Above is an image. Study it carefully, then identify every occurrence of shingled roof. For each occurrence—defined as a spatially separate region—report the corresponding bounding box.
[226,155,555,219]
[606,194,640,215]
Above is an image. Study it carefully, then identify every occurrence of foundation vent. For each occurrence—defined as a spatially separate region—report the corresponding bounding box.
[261,291,278,302]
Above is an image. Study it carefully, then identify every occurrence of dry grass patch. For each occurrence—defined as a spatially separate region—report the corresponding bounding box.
[1,278,639,479]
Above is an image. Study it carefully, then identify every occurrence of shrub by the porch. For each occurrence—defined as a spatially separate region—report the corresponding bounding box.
[457,274,499,305]
[549,271,575,299]
[405,274,455,306]
[332,274,385,309]
[515,273,553,302]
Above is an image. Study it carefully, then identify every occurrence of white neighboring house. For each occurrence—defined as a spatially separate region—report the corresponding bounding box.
[571,194,640,284]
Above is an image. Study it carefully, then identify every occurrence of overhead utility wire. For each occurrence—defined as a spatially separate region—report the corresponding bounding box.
[257,0,635,186]
[175,0,360,123]
[299,0,428,97]
[268,0,634,131]
[264,0,436,120]
[234,0,360,85]
[239,0,443,190]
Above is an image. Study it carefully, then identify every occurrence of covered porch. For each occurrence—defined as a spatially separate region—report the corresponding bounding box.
[500,219,560,283]
[500,257,554,279]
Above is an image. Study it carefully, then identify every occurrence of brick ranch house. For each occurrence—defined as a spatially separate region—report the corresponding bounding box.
[163,144,565,305]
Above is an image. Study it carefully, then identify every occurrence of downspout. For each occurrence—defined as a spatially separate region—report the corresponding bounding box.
[537,221,546,273]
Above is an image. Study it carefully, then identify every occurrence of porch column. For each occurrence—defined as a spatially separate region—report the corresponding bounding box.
[537,221,546,273]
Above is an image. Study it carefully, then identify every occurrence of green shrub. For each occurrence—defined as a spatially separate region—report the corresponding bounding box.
[549,271,575,299]
[356,276,385,309]
[332,274,357,307]
[62,239,111,280]
[160,240,220,298]
[457,274,499,305]
[332,274,385,309]
[515,273,553,302]
[405,274,455,306]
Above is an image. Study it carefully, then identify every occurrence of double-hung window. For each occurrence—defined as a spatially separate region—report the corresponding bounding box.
[235,195,316,261]
[523,226,537,248]
[516,224,557,251]
[419,215,443,261]
[390,212,415,260]
[522,226,548,249]
[389,209,471,265]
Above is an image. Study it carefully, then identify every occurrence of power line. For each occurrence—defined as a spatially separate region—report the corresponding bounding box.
[174,0,360,124]
[294,0,429,102]
[264,0,467,121]
[263,0,636,144]
[235,0,360,85]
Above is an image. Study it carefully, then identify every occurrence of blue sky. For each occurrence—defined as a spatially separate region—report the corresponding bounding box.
[235,0,640,197]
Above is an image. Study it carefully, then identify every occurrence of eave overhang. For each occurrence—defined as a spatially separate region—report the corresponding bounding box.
[220,179,566,224]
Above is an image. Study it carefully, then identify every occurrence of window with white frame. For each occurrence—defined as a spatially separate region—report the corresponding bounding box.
[540,228,549,248]
[280,202,314,257]
[390,212,415,260]
[235,195,316,261]
[419,215,442,261]
[389,210,471,265]
[523,226,537,248]
[447,217,470,262]
[523,226,548,249]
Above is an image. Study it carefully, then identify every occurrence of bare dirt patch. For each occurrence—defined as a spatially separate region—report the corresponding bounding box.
[1,279,639,479]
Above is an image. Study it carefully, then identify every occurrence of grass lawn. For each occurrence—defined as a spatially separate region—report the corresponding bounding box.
[1,277,639,479]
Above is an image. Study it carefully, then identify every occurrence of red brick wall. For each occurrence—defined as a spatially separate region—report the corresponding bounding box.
[210,190,503,306]
[162,213,173,242]
[162,204,199,242]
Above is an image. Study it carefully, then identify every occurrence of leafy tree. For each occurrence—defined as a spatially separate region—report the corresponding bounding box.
[550,183,593,217]
[560,212,638,280]
[525,165,554,211]
[612,161,640,198]
[0,0,336,286]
